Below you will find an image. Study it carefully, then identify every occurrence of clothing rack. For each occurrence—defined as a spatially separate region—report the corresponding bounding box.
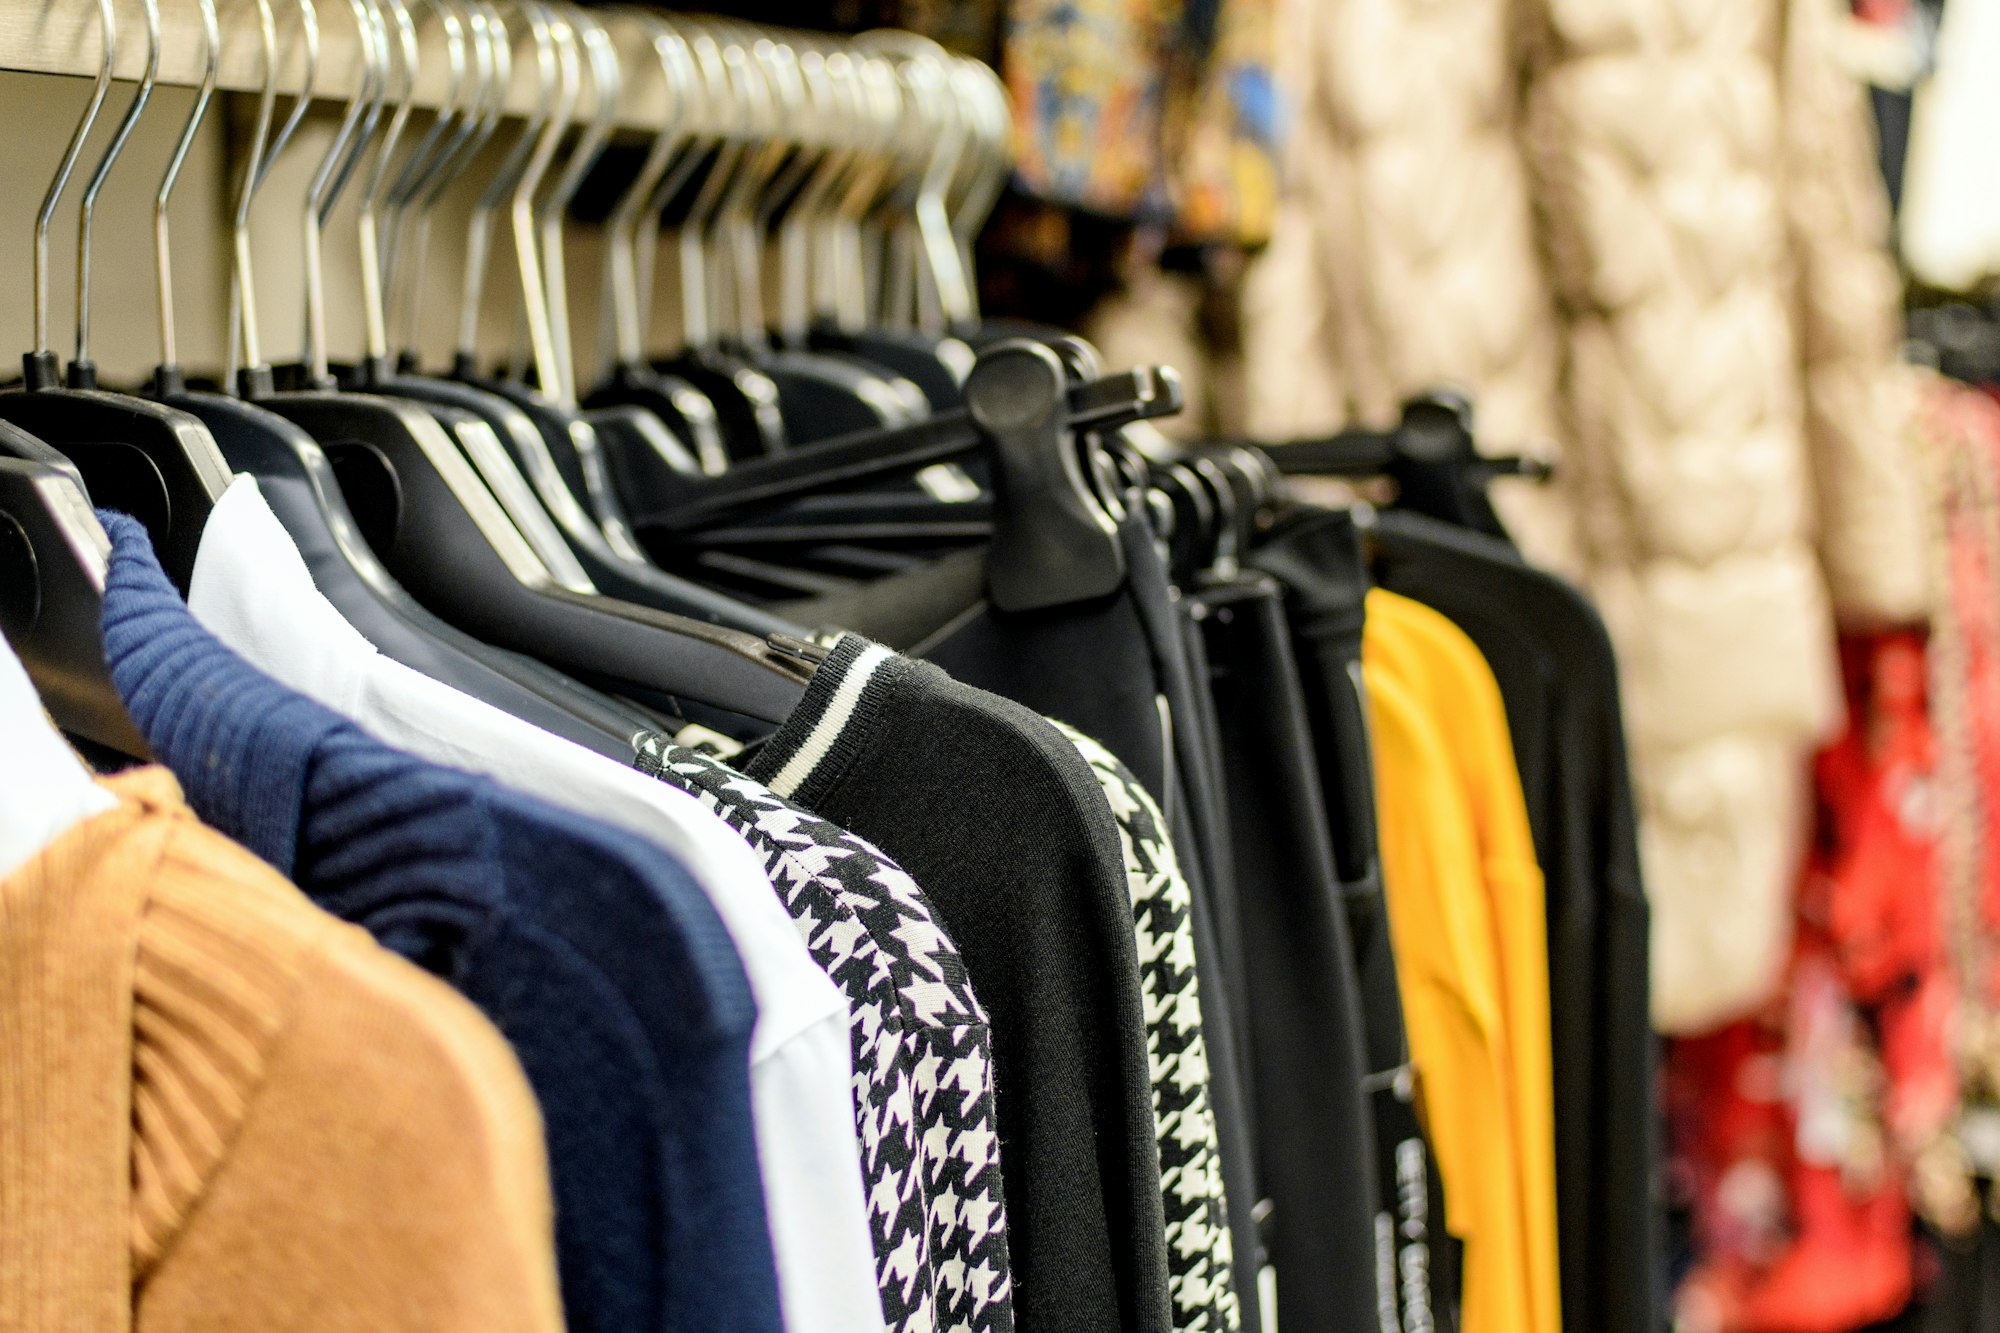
[0,0,666,125]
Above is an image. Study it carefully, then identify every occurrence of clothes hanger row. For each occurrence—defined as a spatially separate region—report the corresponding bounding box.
[0,0,1190,758]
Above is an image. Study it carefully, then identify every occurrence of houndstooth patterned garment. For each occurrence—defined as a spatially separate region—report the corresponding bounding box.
[633,734,1016,1333]
[1050,722,1242,1333]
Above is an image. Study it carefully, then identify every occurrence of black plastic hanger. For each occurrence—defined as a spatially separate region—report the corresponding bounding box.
[320,411,812,723]
[386,1,797,636]
[1246,505,1379,883]
[1152,460,1219,587]
[639,344,1173,613]
[1255,390,1550,541]
[258,0,812,726]
[0,458,148,756]
[144,0,650,758]
[634,361,1180,533]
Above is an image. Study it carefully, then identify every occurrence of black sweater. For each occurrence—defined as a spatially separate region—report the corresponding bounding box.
[744,634,1173,1333]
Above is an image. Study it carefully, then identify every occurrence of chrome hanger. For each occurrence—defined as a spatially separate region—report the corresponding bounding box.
[226,0,300,383]
[673,21,740,356]
[298,0,389,384]
[531,2,619,406]
[354,0,423,366]
[392,0,494,365]
[947,57,1009,329]
[29,0,117,378]
[152,0,220,380]
[8,0,227,591]
[774,36,857,346]
[457,0,558,377]
[71,0,165,384]
[602,10,694,376]
[818,48,899,334]
[860,34,971,335]
[376,0,469,342]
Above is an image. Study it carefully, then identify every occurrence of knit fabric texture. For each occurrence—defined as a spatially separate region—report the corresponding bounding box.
[1050,722,1241,1333]
[635,734,1017,1333]
[96,511,783,1333]
[743,633,1174,1333]
[0,764,564,1332]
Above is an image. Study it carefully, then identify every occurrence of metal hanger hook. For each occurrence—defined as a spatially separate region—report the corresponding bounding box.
[535,2,618,403]
[30,0,118,373]
[69,0,165,381]
[379,0,469,358]
[297,0,386,383]
[603,9,691,367]
[457,0,557,365]
[155,0,222,375]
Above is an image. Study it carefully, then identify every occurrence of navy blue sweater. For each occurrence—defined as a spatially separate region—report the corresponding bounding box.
[98,511,783,1333]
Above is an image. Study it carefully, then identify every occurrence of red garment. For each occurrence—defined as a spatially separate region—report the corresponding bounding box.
[1669,632,1951,1333]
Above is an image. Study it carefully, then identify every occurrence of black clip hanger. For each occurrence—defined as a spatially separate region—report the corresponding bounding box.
[632,345,1174,613]
[319,403,811,724]
[3,359,233,595]
[0,458,148,757]
[633,361,1183,534]
[1259,390,1550,541]
[1247,504,1378,881]
[1195,445,1276,567]
[1152,461,1218,588]
[967,340,1129,612]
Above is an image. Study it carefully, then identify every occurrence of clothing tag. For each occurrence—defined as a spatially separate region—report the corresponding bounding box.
[673,723,748,761]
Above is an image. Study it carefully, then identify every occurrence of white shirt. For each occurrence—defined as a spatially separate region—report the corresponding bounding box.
[189,476,887,1333]
[0,636,116,879]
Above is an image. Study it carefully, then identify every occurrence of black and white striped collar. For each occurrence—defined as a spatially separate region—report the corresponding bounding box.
[744,633,910,804]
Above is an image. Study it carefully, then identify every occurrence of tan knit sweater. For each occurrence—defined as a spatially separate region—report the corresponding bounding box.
[0,765,566,1331]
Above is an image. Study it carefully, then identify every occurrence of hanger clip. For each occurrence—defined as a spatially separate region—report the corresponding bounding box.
[966,339,1131,614]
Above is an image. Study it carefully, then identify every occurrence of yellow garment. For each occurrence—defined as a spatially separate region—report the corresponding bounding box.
[1365,589,1559,1333]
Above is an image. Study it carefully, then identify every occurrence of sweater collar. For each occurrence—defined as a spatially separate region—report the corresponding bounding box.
[742,633,910,806]
[98,510,333,879]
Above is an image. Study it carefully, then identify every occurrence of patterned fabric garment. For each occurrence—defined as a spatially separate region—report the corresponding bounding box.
[1000,0,1279,244]
[1050,721,1241,1332]
[633,734,1015,1333]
